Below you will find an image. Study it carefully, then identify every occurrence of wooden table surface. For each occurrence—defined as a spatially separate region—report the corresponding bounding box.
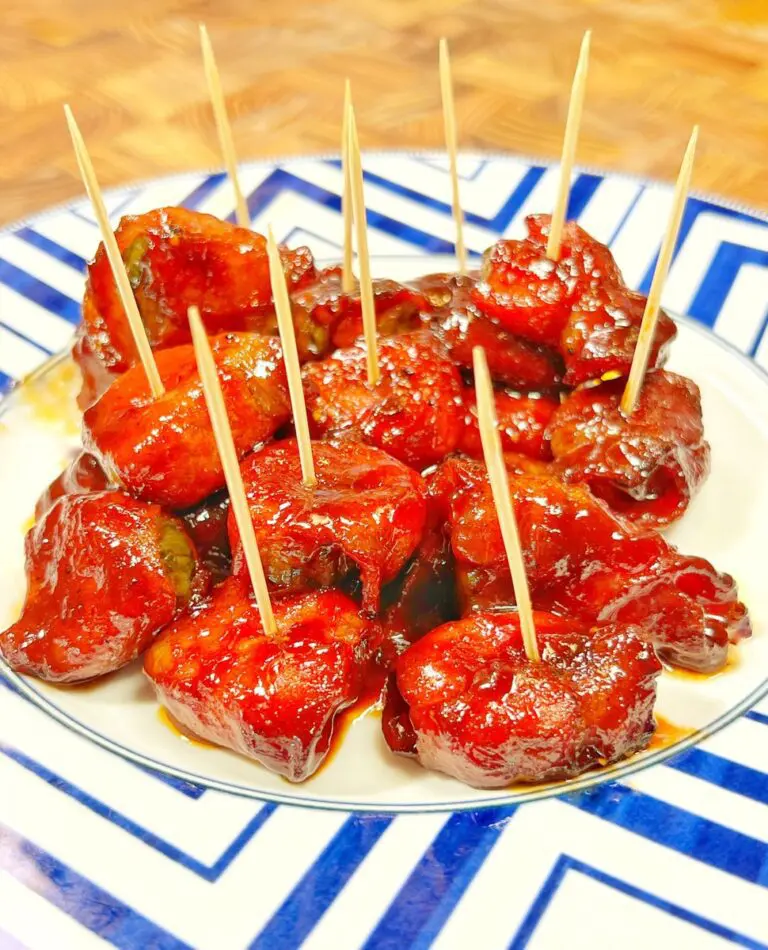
[1,0,767,228]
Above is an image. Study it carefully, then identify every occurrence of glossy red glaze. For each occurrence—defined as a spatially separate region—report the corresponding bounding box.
[83,332,291,509]
[561,283,676,386]
[292,266,431,351]
[1,491,204,683]
[145,578,376,782]
[74,207,316,406]
[458,386,558,461]
[34,451,112,520]
[430,457,750,672]
[472,215,622,347]
[229,440,427,613]
[413,272,564,390]
[548,370,710,527]
[302,331,465,470]
[385,610,661,787]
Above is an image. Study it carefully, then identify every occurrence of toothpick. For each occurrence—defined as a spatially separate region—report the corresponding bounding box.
[64,105,164,398]
[621,127,698,416]
[473,347,539,663]
[546,30,591,261]
[199,23,250,229]
[341,79,355,294]
[266,228,316,487]
[439,38,467,275]
[346,102,380,386]
[188,306,276,635]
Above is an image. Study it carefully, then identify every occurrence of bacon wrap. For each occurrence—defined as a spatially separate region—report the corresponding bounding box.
[548,370,710,527]
[382,611,661,787]
[74,207,316,407]
[145,578,376,782]
[431,457,750,673]
[291,266,431,351]
[34,451,112,520]
[412,272,564,390]
[230,440,427,613]
[471,214,676,384]
[302,331,465,470]
[458,385,558,461]
[0,491,206,683]
[83,332,291,509]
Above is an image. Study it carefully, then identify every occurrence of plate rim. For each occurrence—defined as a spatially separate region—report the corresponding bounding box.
[2,308,767,813]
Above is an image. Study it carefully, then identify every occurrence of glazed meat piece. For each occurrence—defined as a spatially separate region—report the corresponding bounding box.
[561,283,676,387]
[1,491,205,683]
[471,214,675,385]
[548,370,710,527]
[302,331,464,470]
[34,450,112,519]
[383,611,661,788]
[431,457,749,673]
[471,214,622,347]
[179,491,232,583]
[230,440,427,612]
[74,207,316,406]
[292,266,431,351]
[458,385,558,461]
[83,332,290,509]
[413,272,564,390]
[145,577,376,782]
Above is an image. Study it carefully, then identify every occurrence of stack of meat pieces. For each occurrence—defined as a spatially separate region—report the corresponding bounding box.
[0,206,750,789]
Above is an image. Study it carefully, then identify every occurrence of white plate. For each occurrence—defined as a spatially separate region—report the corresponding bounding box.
[1,255,766,813]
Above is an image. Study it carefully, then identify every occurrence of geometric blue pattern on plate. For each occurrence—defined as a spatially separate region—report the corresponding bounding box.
[0,152,767,948]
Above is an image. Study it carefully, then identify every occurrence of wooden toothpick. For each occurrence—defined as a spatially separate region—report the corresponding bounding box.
[199,23,250,229]
[266,228,317,487]
[341,79,355,294]
[439,38,467,275]
[621,127,699,416]
[546,30,591,261]
[346,101,380,387]
[64,105,164,398]
[473,346,540,663]
[188,306,276,635]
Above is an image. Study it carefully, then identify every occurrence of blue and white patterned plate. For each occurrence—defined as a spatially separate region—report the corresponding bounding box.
[0,153,767,948]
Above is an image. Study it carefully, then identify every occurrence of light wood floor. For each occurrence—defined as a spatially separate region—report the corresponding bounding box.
[1,0,766,226]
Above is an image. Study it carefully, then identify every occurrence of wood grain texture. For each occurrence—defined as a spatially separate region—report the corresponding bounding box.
[0,0,766,227]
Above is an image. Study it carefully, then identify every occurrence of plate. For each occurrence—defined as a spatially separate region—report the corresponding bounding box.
[0,154,767,817]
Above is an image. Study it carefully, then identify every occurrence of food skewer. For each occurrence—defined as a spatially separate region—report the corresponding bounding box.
[199,23,250,229]
[266,228,317,486]
[621,126,699,415]
[472,346,540,662]
[341,79,355,294]
[346,98,381,386]
[546,30,591,261]
[439,38,467,275]
[188,305,276,635]
[64,105,164,398]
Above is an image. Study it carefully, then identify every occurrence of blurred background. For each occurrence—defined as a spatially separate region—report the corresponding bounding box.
[0,0,766,227]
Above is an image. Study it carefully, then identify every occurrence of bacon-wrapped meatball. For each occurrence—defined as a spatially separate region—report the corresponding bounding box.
[458,385,558,461]
[413,272,564,390]
[74,207,316,406]
[383,611,661,787]
[230,440,427,613]
[83,332,290,509]
[145,577,376,782]
[432,457,749,673]
[1,491,206,683]
[548,370,710,527]
[471,215,676,385]
[302,331,464,471]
